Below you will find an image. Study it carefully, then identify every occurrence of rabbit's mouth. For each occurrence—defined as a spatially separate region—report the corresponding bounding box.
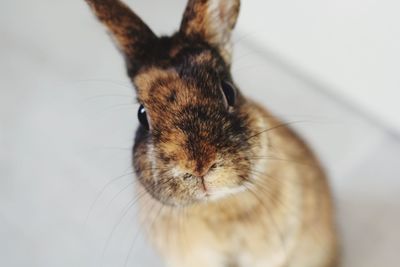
[137,160,251,207]
[196,183,248,201]
[194,168,250,201]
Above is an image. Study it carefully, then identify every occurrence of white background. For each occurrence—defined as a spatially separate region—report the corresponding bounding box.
[238,0,400,133]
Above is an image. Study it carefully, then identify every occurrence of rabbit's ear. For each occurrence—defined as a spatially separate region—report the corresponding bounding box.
[85,0,157,73]
[180,0,240,64]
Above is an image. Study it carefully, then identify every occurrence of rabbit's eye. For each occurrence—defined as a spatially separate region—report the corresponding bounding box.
[221,81,236,107]
[138,104,149,130]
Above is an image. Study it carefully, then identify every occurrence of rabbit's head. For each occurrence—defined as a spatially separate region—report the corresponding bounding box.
[86,0,268,206]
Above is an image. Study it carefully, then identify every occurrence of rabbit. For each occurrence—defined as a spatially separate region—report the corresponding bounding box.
[84,0,339,266]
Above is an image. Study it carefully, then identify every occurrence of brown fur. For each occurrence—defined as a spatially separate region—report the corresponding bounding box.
[180,0,240,63]
[84,0,339,266]
[135,102,339,267]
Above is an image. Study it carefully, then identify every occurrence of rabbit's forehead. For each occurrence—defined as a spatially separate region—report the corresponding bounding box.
[133,66,219,107]
[134,67,182,101]
[132,49,219,98]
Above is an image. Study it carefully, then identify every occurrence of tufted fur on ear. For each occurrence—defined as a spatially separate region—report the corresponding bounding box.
[85,0,157,73]
[180,0,240,65]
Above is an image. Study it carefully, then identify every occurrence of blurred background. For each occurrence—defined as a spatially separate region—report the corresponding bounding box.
[1,0,399,266]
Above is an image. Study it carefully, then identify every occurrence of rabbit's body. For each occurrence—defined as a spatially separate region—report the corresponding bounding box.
[136,102,337,267]
[85,0,339,266]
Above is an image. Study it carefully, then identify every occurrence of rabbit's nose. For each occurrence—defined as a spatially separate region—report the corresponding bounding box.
[183,160,217,180]
[192,161,217,178]
[182,161,217,192]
